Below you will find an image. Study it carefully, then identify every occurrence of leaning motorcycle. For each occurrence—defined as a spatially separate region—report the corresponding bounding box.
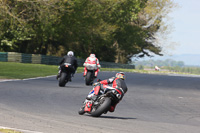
[78,84,123,117]
[58,63,72,87]
[84,64,97,85]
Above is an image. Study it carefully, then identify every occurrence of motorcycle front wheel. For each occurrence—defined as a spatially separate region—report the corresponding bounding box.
[78,105,85,115]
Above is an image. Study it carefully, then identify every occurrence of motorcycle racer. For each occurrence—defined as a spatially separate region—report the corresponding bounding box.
[83,54,101,78]
[56,51,78,81]
[85,72,128,113]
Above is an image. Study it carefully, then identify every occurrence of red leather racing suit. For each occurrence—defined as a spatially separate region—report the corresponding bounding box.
[83,56,100,77]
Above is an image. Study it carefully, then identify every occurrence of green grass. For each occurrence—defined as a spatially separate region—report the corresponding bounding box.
[0,62,88,79]
[0,128,22,133]
[0,62,139,79]
[0,62,59,79]
[0,62,199,80]
[101,67,200,76]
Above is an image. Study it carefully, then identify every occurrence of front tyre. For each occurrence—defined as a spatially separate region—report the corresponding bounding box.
[78,106,85,115]
[59,72,68,87]
[91,97,111,117]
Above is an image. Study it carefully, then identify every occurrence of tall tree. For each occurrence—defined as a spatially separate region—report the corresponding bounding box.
[0,0,63,54]
[112,0,177,63]
[132,0,177,58]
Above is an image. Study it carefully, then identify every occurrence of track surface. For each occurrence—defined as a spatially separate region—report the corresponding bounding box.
[0,72,200,133]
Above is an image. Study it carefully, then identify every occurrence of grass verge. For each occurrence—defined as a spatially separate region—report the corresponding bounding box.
[0,62,86,79]
[0,128,22,133]
[0,62,146,79]
[0,62,199,80]
[0,62,58,79]
[0,62,140,79]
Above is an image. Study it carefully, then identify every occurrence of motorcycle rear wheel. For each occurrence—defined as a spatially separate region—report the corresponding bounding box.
[85,71,93,85]
[91,97,111,117]
[59,72,68,87]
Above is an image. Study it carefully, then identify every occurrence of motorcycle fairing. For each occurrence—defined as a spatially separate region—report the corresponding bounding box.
[93,85,100,95]
[84,101,92,112]
[88,86,100,97]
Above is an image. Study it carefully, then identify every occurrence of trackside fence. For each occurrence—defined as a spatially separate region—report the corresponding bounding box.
[0,52,135,69]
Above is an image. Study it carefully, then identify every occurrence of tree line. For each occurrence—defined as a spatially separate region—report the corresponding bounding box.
[0,0,176,63]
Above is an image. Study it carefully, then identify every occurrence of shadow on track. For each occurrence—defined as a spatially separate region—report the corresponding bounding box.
[100,116,137,120]
[60,85,85,88]
[82,114,137,120]
[87,115,137,120]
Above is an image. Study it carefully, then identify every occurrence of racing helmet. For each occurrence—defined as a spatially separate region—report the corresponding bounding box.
[90,54,95,58]
[116,72,125,80]
[67,51,74,57]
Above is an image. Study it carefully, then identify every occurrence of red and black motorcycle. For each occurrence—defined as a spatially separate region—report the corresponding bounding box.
[78,84,123,117]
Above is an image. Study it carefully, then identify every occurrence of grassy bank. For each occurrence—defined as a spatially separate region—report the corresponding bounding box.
[0,62,141,79]
[0,62,132,79]
[0,128,22,133]
[0,62,58,79]
[0,62,199,80]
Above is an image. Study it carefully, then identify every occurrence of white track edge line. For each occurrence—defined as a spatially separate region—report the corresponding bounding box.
[0,75,56,82]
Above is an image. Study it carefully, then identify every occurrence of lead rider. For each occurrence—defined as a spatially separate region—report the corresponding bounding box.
[85,72,128,112]
[56,51,78,81]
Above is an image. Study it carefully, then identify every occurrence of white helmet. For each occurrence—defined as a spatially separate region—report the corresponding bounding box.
[67,51,74,57]
[90,54,95,58]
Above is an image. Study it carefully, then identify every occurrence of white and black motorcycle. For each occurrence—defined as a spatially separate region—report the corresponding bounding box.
[84,64,98,85]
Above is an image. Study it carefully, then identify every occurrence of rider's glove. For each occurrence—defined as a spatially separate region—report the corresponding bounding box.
[93,82,100,86]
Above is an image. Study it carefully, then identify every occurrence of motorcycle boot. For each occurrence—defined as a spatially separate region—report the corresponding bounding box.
[68,76,72,82]
[56,67,61,80]
[56,71,61,80]
[56,74,59,80]
[109,104,117,112]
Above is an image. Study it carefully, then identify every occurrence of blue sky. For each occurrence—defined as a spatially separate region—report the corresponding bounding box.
[135,0,200,66]
[169,0,200,55]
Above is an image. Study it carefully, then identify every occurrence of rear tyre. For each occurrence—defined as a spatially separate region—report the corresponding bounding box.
[85,71,92,85]
[91,97,111,117]
[59,72,68,87]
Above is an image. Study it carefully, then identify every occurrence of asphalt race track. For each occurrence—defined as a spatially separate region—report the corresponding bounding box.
[0,72,200,133]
